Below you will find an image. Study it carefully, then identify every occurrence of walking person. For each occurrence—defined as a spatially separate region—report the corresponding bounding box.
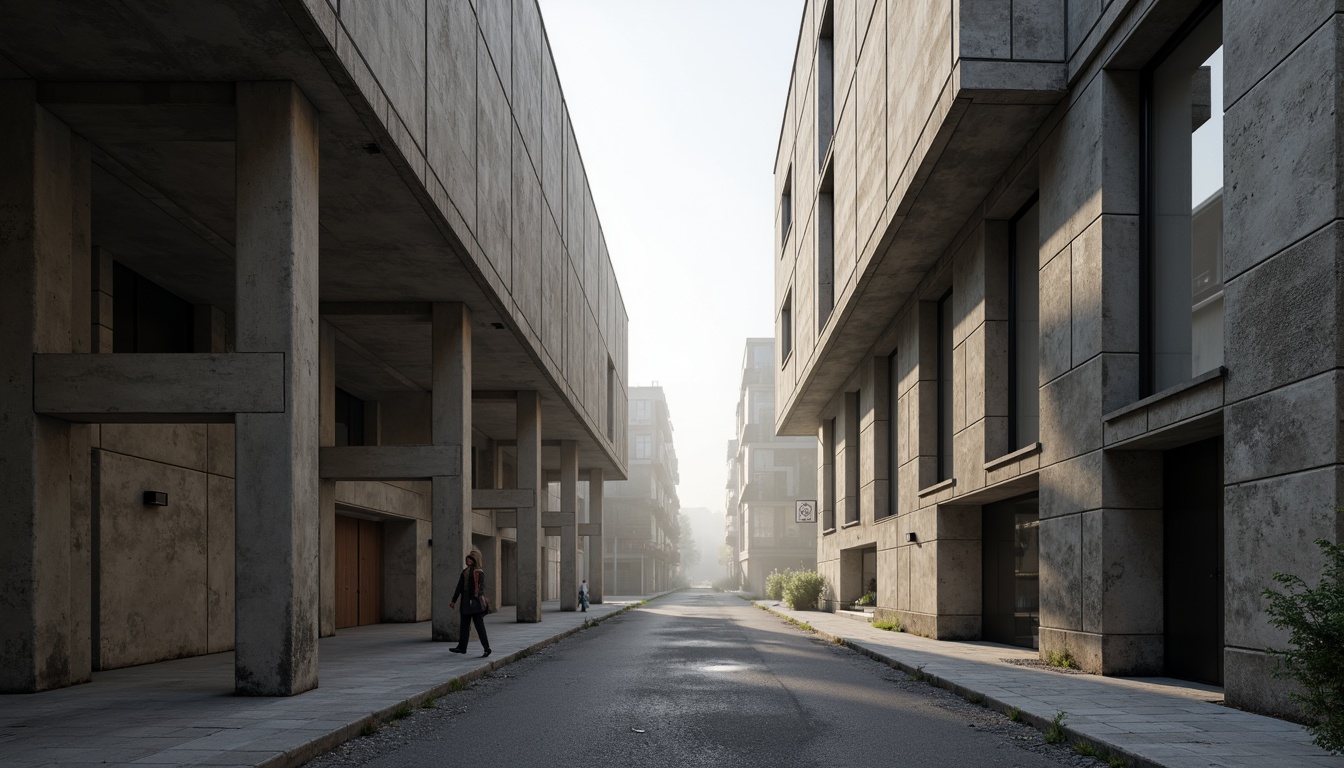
[579,579,590,612]
[449,549,492,657]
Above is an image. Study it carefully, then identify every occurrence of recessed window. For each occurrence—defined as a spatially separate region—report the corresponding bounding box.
[826,417,838,530]
[817,0,835,164]
[112,261,194,353]
[606,360,616,440]
[846,390,860,525]
[780,290,794,365]
[881,350,899,520]
[780,167,793,249]
[634,434,652,459]
[937,290,954,482]
[1144,3,1223,394]
[1009,197,1040,449]
[818,168,835,330]
[334,388,365,447]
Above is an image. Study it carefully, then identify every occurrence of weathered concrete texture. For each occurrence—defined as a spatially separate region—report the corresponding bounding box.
[588,469,605,603]
[1224,371,1342,486]
[0,82,81,693]
[516,390,543,621]
[431,303,472,643]
[559,441,578,611]
[232,81,321,696]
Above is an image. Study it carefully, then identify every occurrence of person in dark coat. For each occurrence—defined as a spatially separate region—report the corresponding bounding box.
[448,549,491,657]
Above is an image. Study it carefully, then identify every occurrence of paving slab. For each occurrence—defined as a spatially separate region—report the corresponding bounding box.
[0,597,653,768]
[756,599,1344,768]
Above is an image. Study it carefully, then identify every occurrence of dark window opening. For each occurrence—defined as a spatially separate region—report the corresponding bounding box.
[881,350,899,520]
[112,262,194,353]
[817,1,835,162]
[937,290,954,482]
[818,168,835,329]
[1009,196,1041,449]
[780,168,793,248]
[780,291,794,364]
[335,388,365,447]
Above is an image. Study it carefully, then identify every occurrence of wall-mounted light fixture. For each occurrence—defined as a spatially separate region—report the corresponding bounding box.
[143,491,168,507]
[906,532,917,543]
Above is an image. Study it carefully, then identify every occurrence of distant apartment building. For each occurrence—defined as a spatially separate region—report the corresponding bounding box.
[605,386,681,593]
[726,339,817,594]
[773,0,1341,719]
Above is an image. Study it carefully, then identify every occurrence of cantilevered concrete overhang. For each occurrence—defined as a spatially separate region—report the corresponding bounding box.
[0,0,626,476]
[776,59,1067,436]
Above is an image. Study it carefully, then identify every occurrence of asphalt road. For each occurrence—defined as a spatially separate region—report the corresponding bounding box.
[307,590,1100,768]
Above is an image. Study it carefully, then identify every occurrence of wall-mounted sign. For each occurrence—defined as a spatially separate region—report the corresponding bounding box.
[796,499,817,524]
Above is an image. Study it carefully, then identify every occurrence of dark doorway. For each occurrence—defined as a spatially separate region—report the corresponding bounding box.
[982,494,1040,648]
[1163,437,1224,685]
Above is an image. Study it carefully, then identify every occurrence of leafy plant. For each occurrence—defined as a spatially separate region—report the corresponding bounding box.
[1072,740,1101,757]
[392,703,413,719]
[448,678,466,693]
[1106,754,1129,768]
[967,693,986,706]
[1008,707,1021,723]
[783,570,826,610]
[420,696,438,709]
[1043,711,1068,744]
[765,569,791,601]
[854,591,876,607]
[909,664,929,683]
[1046,647,1079,670]
[872,618,902,632]
[1263,538,1344,754]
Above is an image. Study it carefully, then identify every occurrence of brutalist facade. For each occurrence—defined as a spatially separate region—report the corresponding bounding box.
[773,0,1342,717]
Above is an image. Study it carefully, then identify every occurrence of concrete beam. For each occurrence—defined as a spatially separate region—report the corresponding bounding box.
[473,488,535,509]
[541,511,574,527]
[37,82,236,142]
[33,352,284,421]
[579,523,602,538]
[319,301,432,321]
[232,81,320,697]
[319,446,462,480]
[494,510,519,529]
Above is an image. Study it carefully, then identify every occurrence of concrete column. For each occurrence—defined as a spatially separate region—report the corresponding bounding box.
[479,535,501,609]
[0,82,83,692]
[382,520,420,621]
[589,468,605,603]
[318,320,336,637]
[431,303,471,641]
[559,441,579,611]
[516,391,543,621]
[233,81,320,696]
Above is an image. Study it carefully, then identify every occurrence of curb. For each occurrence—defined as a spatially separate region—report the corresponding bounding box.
[262,592,680,768]
[754,602,1162,768]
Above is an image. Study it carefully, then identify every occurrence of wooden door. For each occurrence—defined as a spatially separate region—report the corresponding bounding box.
[357,519,383,626]
[335,516,359,629]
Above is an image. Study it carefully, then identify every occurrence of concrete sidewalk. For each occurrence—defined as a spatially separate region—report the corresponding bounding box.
[0,597,653,768]
[756,600,1343,768]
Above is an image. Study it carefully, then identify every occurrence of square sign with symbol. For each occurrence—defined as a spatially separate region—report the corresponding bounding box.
[796,500,817,523]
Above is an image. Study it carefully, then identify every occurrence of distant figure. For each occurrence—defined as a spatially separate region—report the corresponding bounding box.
[579,579,590,612]
[449,549,491,657]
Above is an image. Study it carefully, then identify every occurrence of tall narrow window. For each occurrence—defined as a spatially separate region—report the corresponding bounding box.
[1010,198,1041,449]
[112,261,195,353]
[606,360,616,440]
[884,350,899,519]
[780,290,793,364]
[334,388,365,447]
[818,169,835,329]
[826,417,838,530]
[847,391,860,524]
[937,290,954,482]
[780,167,793,249]
[1145,3,1223,394]
[817,1,834,162]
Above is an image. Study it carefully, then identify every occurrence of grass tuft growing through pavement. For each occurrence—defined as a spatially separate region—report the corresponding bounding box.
[1044,710,1068,744]
[872,618,902,632]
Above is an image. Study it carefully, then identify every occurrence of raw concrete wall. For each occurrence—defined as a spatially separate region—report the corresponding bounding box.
[304,0,628,463]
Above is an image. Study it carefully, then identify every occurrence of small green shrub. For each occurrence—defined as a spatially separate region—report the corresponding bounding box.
[909,664,929,683]
[783,570,826,610]
[872,618,902,632]
[448,678,466,693]
[420,696,438,709]
[1072,740,1101,757]
[360,722,379,737]
[765,569,791,601]
[392,703,413,720]
[1044,711,1068,744]
[853,591,876,607]
[1008,707,1021,723]
[1106,754,1129,768]
[1264,538,1344,755]
[967,693,986,706]
[1046,647,1079,670]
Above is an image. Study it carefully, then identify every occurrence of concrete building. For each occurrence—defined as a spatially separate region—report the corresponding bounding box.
[773,0,1341,718]
[0,1,628,696]
[605,386,680,594]
[726,339,818,594]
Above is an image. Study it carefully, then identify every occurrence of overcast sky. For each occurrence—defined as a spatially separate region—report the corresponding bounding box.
[538,1,806,513]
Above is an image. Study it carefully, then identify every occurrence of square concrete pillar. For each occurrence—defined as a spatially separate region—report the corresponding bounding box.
[233,81,321,696]
[516,391,543,621]
[559,441,579,611]
[318,320,336,638]
[431,303,472,642]
[588,468,605,603]
[0,82,87,692]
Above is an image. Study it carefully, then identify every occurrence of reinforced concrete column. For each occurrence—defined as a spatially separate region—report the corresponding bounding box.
[233,81,320,696]
[516,391,543,621]
[431,303,471,642]
[0,82,83,692]
[559,441,579,611]
[318,320,336,637]
[588,468,605,603]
